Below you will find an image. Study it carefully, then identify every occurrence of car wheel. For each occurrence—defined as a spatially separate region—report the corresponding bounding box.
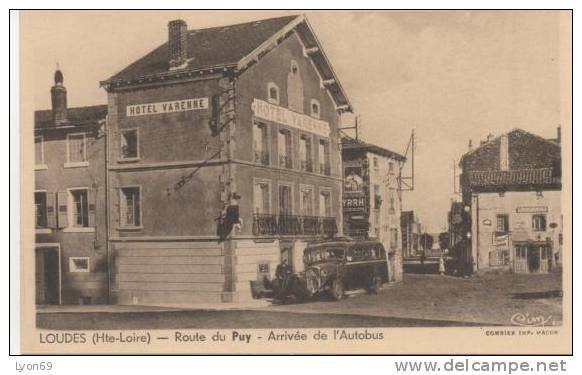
[367,275,383,294]
[329,279,344,301]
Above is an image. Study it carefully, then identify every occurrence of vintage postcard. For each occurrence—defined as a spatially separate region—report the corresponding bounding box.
[18,10,572,354]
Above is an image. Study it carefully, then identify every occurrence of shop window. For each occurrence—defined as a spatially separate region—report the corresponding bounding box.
[66,133,88,166]
[496,214,509,233]
[533,215,547,232]
[253,122,269,165]
[267,82,279,105]
[69,257,90,273]
[120,187,141,227]
[310,99,320,119]
[120,129,139,160]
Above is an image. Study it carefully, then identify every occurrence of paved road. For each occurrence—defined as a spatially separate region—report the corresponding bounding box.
[36,272,562,330]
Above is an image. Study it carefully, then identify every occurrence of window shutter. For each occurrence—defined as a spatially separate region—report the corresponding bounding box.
[88,189,97,228]
[57,191,68,228]
[46,192,57,228]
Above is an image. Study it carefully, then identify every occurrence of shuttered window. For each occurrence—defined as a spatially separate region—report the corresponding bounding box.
[34,192,47,228]
[70,189,89,227]
[35,136,44,166]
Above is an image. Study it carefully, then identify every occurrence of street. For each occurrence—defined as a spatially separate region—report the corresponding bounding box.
[37,272,562,330]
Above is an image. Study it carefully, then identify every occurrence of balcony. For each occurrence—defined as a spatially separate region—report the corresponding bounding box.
[252,214,338,238]
[279,155,293,169]
[253,150,270,165]
[319,163,331,176]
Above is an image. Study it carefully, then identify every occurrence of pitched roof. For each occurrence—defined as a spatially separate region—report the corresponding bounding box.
[101,15,352,110]
[104,16,298,83]
[35,105,108,129]
[342,137,406,161]
[467,168,556,187]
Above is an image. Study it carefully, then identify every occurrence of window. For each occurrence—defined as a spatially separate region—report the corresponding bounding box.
[35,135,45,167]
[35,192,47,228]
[299,135,312,172]
[389,194,396,214]
[253,181,270,214]
[310,99,320,119]
[120,129,139,160]
[300,185,314,216]
[278,129,292,169]
[373,157,379,169]
[319,190,332,217]
[374,184,382,209]
[287,60,304,113]
[496,214,509,233]
[267,82,279,105]
[533,215,547,232]
[279,184,293,215]
[253,122,269,165]
[67,133,87,165]
[120,187,141,227]
[388,161,394,174]
[318,139,330,175]
[69,257,90,273]
[69,189,89,227]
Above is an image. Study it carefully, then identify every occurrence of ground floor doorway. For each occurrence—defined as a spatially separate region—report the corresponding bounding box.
[35,246,61,305]
[514,243,552,274]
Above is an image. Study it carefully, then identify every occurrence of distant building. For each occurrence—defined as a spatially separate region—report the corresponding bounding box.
[459,128,562,274]
[341,138,406,281]
[400,210,420,257]
[34,70,108,304]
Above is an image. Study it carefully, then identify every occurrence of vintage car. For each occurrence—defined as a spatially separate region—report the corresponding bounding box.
[280,239,389,301]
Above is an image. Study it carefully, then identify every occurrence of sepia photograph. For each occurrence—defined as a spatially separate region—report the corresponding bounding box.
[17,9,572,354]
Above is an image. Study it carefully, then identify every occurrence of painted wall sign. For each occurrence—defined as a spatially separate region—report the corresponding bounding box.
[126,97,208,117]
[516,206,548,213]
[344,166,364,193]
[343,197,367,212]
[251,99,330,137]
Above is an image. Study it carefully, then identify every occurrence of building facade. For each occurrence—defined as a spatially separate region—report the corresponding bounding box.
[459,128,562,274]
[341,138,405,282]
[400,210,420,258]
[100,15,353,304]
[34,70,109,304]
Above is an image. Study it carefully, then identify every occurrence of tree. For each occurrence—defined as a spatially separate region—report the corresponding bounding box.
[438,232,450,250]
[419,233,434,251]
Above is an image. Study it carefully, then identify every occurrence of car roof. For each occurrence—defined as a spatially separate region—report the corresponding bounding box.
[306,239,383,249]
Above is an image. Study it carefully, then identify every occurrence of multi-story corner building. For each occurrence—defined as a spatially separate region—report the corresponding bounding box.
[459,128,562,274]
[34,70,109,304]
[341,138,406,282]
[100,15,353,304]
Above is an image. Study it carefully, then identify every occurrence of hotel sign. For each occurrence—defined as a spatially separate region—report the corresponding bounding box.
[126,97,208,117]
[251,99,330,138]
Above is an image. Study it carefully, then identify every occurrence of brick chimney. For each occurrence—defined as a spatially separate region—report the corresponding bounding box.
[557,126,561,144]
[51,68,67,124]
[168,19,187,69]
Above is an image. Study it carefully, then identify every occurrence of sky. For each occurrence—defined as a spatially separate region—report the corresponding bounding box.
[21,10,570,232]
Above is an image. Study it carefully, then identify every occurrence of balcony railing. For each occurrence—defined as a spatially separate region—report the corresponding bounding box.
[279,155,293,169]
[253,150,269,165]
[253,214,338,237]
[319,163,331,176]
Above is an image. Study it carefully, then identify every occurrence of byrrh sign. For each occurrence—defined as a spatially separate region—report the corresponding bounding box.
[252,99,330,137]
[126,97,208,117]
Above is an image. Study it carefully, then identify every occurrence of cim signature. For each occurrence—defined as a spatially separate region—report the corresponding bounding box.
[510,312,554,327]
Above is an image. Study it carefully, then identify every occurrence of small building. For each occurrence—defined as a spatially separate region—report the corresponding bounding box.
[100,15,353,304]
[459,128,562,274]
[341,138,406,282]
[34,70,108,304]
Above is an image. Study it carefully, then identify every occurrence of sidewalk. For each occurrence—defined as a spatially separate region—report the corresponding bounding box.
[36,299,272,314]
